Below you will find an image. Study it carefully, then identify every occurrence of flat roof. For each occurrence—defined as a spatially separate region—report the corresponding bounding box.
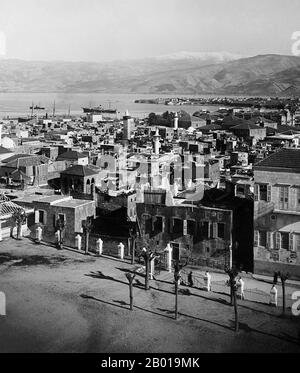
[54,199,94,208]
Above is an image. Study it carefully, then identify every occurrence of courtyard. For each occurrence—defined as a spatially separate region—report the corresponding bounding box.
[0,237,299,353]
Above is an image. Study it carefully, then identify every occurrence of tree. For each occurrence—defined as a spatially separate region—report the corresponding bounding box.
[140,249,156,290]
[125,272,136,310]
[225,266,239,332]
[55,217,66,250]
[279,272,289,316]
[82,216,93,255]
[11,209,26,240]
[173,259,188,320]
[129,227,137,265]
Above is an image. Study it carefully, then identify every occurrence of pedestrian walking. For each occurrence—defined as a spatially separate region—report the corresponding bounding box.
[237,276,245,300]
[273,271,279,285]
[188,271,194,287]
[269,284,278,307]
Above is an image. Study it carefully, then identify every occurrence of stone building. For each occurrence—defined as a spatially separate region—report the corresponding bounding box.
[253,148,300,279]
[136,187,253,271]
[14,194,96,248]
[60,164,99,196]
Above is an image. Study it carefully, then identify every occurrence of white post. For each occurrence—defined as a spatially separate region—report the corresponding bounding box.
[164,243,173,273]
[118,242,124,260]
[75,234,82,250]
[270,285,278,307]
[19,223,23,239]
[96,238,103,256]
[0,291,6,316]
[150,258,155,279]
[204,271,211,291]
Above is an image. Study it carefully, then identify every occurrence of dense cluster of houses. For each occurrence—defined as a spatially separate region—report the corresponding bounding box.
[0,103,300,279]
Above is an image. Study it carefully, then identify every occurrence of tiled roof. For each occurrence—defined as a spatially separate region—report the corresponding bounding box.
[0,146,12,154]
[57,150,87,161]
[232,123,262,130]
[254,148,300,170]
[0,195,25,218]
[221,116,250,129]
[61,164,98,177]
[4,154,49,168]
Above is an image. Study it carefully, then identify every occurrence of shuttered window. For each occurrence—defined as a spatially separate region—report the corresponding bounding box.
[275,232,281,250]
[289,233,294,251]
[267,185,271,202]
[254,184,259,201]
[254,230,259,246]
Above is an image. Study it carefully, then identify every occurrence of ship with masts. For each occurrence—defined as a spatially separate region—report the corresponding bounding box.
[82,104,117,114]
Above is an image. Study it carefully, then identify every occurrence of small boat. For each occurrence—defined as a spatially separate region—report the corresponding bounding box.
[29,105,45,110]
[82,105,117,114]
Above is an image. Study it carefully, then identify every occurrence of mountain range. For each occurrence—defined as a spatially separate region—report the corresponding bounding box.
[0,53,300,95]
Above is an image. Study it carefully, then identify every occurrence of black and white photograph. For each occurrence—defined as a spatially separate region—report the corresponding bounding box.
[0,0,300,364]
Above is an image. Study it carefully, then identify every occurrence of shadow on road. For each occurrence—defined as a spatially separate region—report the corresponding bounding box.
[134,305,173,319]
[179,311,233,331]
[238,321,300,346]
[80,294,129,310]
[85,271,127,285]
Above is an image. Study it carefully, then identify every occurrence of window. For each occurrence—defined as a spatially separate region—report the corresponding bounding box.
[259,231,267,247]
[187,220,196,235]
[259,185,268,201]
[217,223,225,239]
[144,215,152,234]
[279,186,289,210]
[39,210,44,224]
[202,221,209,239]
[295,234,300,252]
[172,242,180,260]
[58,214,65,223]
[280,232,289,250]
[254,184,271,202]
[297,189,300,206]
[154,216,163,232]
[38,210,46,225]
[173,218,183,235]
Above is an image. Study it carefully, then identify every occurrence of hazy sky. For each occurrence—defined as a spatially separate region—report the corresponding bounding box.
[0,0,299,61]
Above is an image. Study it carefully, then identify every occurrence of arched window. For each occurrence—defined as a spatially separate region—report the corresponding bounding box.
[86,179,91,194]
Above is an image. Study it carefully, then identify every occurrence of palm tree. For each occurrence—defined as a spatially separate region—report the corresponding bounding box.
[82,216,93,255]
[11,209,26,240]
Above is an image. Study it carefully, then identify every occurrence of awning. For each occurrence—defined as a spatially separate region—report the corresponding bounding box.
[279,222,300,234]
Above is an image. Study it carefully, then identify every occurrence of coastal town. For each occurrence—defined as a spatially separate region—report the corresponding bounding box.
[0,98,300,353]
[1,0,300,360]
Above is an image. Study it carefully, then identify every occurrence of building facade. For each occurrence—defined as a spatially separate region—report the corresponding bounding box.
[253,148,300,279]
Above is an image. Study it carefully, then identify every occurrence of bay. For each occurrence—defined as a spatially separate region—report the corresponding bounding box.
[0,92,223,119]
